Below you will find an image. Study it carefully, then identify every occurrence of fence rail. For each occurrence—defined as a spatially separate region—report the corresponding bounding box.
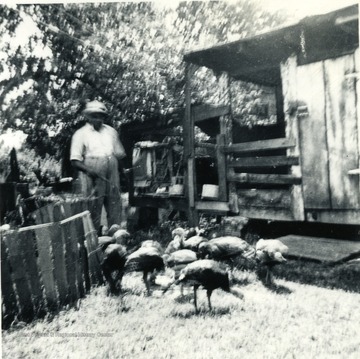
[1,210,103,329]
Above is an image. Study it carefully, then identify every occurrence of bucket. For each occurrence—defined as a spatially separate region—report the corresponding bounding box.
[201,184,219,200]
[169,184,184,196]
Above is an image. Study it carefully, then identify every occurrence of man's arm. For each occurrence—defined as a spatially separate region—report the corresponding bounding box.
[71,160,99,178]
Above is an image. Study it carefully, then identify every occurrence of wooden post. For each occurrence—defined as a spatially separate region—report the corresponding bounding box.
[220,72,237,212]
[183,62,198,226]
[281,55,305,221]
[355,48,360,196]
[216,134,227,201]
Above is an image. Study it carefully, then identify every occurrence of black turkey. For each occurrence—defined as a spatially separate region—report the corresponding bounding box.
[167,259,244,312]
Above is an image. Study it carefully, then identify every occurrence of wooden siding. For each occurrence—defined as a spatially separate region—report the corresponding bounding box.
[228,155,299,168]
[224,138,295,154]
[356,48,360,197]
[325,53,359,208]
[236,188,292,208]
[281,55,306,221]
[296,53,360,210]
[297,61,331,208]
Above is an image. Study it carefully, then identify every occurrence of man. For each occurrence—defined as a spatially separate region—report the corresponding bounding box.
[70,100,126,230]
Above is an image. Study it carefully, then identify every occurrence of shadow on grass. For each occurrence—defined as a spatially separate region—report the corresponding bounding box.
[173,293,193,304]
[261,281,293,294]
[273,259,360,293]
[170,306,231,319]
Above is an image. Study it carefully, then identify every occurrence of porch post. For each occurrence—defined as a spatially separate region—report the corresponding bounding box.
[183,62,198,226]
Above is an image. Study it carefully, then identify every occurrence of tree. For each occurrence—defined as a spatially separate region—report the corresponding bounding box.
[0,1,286,160]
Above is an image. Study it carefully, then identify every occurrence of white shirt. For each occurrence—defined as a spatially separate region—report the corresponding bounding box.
[70,123,126,161]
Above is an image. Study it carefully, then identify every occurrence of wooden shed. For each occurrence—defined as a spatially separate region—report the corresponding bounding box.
[125,4,359,227]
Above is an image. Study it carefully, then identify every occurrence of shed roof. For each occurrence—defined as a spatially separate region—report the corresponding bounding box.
[184,4,359,85]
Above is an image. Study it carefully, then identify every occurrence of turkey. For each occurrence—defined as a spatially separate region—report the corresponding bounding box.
[255,239,288,284]
[100,242,128,294]
[166,259,244,313]
[198,236,256,268]
[164,236,183,254]
[99,230,132,294]
[165,227,186,253]
[172,227,186,239]
[163,249,198,269]
[168,226,209,253]
[124,244,164,295]
[112,229,131,246]
[162,249,198,294]
[107,224,122,237]
[140,239,164,254]
[182,231,208,252]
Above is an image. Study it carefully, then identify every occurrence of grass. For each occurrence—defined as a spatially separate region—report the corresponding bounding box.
[2,269,360,359]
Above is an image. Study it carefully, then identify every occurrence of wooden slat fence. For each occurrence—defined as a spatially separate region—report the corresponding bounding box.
[1,210,103,329]
[32,197,103,228]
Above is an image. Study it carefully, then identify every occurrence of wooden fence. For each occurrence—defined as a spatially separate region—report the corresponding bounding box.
[32,197,103,229]
[1,210,103,329]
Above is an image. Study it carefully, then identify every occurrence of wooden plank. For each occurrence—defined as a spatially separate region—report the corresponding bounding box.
[188,158,196,208]
[228,155,299,168]
[195,201,230,213]
[192,104,230,123]
[82,211,103,286]
[195,143,216,156]
[72,217,86,298]
[53,202,65,222]
[296,61,331,208]
[62,201,73,218]
[40,204,52,224]
[281,55,305,221]
[236,207,295,222]
[75,216,90,293]
[216,134,227,201]
[237,188,291,208]
[18,230,44,316]
[88,197,102,232]
[228,182,239,214]
[3,231,34,322]
[61,220,79,303]
[1,238,18,328]
[183,62,198,226]
[71,201,83,217]
[324,53,360,209]
[228,170,301,185]
[224,138,295,154]
[35,226,58,310]
[278,235,360,263]
[130,196,188,211]
[49,222,68,306]
[305,209,360,226]
[356,48,360,198]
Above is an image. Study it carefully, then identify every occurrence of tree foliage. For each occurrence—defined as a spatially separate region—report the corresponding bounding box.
[0,1,286,160]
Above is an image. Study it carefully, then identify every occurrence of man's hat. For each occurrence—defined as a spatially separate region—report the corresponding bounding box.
[83,100,108,116]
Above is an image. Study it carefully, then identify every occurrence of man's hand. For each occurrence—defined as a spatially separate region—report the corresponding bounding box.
[71,160,98,179]
[87,168,99,179]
